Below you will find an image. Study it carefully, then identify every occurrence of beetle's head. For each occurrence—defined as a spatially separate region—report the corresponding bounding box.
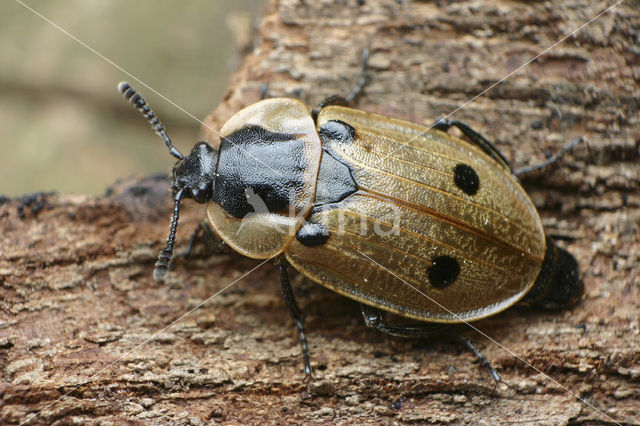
[171,142,219,204]
[118,81,223,280]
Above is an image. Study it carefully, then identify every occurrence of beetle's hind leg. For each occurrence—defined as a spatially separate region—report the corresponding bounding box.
[433,119,583,178]
[360,304,500,382]
[514,137,583,178]
[453,333,501,382]
[432,119,514,173]
[312,48,370,120]
[276,257,312,377]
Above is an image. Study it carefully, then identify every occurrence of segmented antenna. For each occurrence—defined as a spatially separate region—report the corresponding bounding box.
[153,188,185,280]
[118,82,183,160]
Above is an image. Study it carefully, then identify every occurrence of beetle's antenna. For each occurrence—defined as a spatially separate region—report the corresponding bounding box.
[154,188,185,280]
[118,81,184,160]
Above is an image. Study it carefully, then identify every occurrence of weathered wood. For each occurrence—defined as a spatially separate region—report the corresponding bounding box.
[2,0,639,424]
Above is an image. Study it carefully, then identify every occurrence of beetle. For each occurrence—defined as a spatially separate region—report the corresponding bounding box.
[118,49,582,381]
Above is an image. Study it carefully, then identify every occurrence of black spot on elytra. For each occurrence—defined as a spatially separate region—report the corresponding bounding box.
[428,256,460,289]
[453,164,479,196]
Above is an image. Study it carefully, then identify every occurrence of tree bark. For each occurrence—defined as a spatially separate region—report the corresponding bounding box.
[2,0,639,424]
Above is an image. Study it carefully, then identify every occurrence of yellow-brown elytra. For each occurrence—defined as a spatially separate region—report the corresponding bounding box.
[118,50,583,381]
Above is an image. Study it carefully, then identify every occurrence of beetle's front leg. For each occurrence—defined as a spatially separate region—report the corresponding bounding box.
[276,256,312,377]
[259,82,269,100]
[183,222,204,258]
[360,304,500,382]
[312,48,370,120]
[184,219,234,258]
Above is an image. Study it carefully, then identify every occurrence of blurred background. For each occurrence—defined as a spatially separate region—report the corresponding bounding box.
[0,0,265,196]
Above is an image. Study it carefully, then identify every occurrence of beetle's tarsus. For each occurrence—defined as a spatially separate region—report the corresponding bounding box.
[277,257,312,377]
[515,137,583,177]
[361,304,500,382]
[453,332,501,382]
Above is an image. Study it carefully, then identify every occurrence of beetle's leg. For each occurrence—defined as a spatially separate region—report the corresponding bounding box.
[345,47,370,104]
[183,222,204,258]
[360,304,501,382]
[260,82,269,100]
[432,119,514,173]
[312,48,370,120]
[200,220,234,254]
[452,332,501,382]
[276,256,312,377]
[312,95,350,120]
[361,304,446,338]
[514,137,583,178]
[184,219,233,258]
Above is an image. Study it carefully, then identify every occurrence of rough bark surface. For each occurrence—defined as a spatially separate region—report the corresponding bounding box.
[2,0,639,424]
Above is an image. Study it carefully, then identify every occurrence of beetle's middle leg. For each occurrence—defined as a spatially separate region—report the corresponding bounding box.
[276,256,312,377]
[312,48,370,120]
[360,304,501,382]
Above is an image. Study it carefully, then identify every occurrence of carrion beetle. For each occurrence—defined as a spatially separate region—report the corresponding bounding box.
[118,49,583,380]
